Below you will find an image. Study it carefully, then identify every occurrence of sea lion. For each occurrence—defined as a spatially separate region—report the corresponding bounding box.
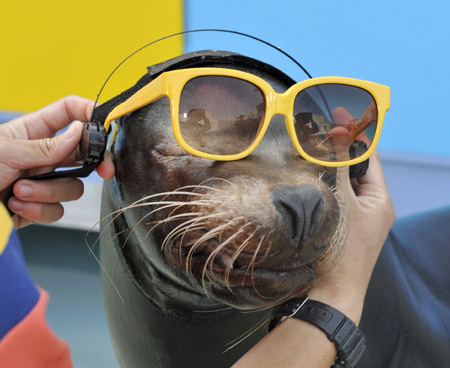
[99,51,348,367]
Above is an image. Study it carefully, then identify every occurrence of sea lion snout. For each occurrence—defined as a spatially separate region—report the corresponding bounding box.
[272,184,324,247]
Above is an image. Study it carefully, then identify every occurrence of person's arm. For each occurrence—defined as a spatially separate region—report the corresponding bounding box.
[0,96,115,367]
[233,152,395,367]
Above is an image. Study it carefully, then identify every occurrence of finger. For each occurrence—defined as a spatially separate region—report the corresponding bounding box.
[8,197,65,227]
[13,178,84,203]
[5,96,94,140]
[332,106,371,146]
[356,151,388,188]
[353,152,392,203]
[0,121,83,169]
[11,215,35,229]
[335,165,355,203]
[327,127,351,161]
[19,165,56,177]
[332,107,357,130]
[96,150,115,180]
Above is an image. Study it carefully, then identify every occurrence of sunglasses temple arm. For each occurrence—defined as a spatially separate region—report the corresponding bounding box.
[349,101,377,142]
[103,76,166,132]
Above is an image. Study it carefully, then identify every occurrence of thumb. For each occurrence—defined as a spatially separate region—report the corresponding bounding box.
[0,121,83,170]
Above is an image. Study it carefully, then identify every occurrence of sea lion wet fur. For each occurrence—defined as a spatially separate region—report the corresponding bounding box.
[99,52,348,367]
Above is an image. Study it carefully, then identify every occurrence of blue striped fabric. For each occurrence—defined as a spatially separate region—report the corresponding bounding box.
[0,223,39,340]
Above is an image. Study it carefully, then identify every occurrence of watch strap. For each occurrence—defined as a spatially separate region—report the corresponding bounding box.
[269,296,366,368]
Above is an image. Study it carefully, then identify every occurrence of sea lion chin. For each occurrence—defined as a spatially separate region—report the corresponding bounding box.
[100,56,347,310]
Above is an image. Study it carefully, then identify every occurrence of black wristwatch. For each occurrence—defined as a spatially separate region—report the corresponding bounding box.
[269,295,366,368]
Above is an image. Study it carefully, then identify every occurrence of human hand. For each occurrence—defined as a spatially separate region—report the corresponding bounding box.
[309,150,395,323]
[0,96,115,229]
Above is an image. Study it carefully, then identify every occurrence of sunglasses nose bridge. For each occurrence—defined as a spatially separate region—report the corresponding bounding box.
[270,91,291,119]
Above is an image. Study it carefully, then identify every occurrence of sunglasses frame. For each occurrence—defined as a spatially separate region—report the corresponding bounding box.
[104,67,390,167]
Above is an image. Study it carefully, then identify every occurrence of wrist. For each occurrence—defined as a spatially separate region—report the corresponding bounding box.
[307,283,365,325]
[269,295,367,368]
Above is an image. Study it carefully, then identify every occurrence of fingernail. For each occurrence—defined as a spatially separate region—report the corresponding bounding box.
[19,184,32,198]
[8,198,24,211]
[65,121,81,139]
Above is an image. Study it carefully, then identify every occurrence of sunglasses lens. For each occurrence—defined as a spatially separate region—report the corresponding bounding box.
[293,84,377,162]
[179,76,265,155]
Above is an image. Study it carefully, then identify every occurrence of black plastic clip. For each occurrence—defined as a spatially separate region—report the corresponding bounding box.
[349,140,369,179]
[76,122,107,167]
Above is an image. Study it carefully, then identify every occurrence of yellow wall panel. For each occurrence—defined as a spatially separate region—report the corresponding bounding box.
[0,0,183,112]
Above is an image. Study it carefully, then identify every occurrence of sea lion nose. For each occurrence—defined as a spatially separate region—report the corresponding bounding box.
[272,184,324,247]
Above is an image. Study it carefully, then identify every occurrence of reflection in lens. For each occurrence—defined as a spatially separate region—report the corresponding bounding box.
[293,84,377,162]
[179,76,265,155]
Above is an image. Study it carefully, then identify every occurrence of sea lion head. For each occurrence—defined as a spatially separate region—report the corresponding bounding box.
[101,51,347,309]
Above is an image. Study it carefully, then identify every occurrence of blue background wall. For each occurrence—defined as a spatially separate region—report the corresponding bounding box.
[184,0,450,158]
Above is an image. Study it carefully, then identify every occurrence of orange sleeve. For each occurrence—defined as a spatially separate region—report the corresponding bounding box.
[0,288,73,368]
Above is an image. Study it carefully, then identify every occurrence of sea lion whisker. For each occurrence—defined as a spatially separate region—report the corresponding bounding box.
[211,222,255,293]
[153,184,221,209]
[223,312,273,353]
[170,219,213,261]
[122,210,201,249]
[192,218,238,250]
[318,135,333,147]
[166,214,231,272]
[248,238,273,300]
[163,213,228,252]
[200,218,246,294]
[88,248,126,305]
[176,224,210,264]
[188,216,244,256]
[162,218,212,269]
[192,306,234,313]
[197,177,237,189]
[241,235,266,287]
[118,199,217,218]
[224,226,260,289]
[86,206,134,255]
[144,214,203,242]
[124,201,206,241]
[157,213,206,250]
[164,199,219,225]
[214,216,247,245]
[186,221,233,276]
[239,303,279,314]
[128,190,207,207]
[203,221,251,287]
[185,224,226,276]
[254,237,274,265]
[145,206,207,231]
[82,233,125,305]
[174,183,224,193]
[88,198,205,253]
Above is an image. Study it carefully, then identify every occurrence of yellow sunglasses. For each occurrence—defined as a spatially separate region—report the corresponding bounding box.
[104,67,390,167]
